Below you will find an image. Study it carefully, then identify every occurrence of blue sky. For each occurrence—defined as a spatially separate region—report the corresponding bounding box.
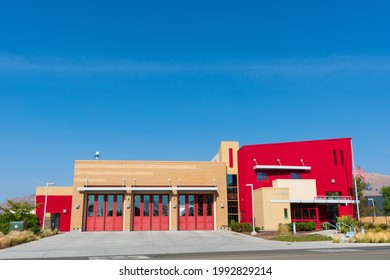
[0,1,389,202]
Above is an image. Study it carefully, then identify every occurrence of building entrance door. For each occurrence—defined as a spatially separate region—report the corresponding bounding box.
[85,194,124,231]
[179,194,214,230]
[133,194,169,231]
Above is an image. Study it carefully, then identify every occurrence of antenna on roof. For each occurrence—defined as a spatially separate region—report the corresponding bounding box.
[94,151,100,160]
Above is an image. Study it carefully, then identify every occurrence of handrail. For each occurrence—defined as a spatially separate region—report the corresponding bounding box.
[336,222,356,234]
[315,196,353,201]
[322,222,339,233]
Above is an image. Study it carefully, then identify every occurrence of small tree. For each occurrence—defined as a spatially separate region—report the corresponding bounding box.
[382,186,390,224]
[0,200,40,234]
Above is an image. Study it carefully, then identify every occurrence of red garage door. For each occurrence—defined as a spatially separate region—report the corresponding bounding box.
[133,194,169,231]
[179,194,214,230]
[86,194,124,231]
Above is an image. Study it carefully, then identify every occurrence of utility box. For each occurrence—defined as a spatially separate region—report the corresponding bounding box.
[9,221,26,232]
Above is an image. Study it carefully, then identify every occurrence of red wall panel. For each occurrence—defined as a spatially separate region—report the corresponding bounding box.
[35,195,72,232]
[238,138,354,224]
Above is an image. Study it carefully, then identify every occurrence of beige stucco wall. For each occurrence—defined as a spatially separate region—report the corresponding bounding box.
[213,141,240,175]
[272,179,317,201]
[36,186,73,196]
[254,187,291,230]
[70,160,227,231]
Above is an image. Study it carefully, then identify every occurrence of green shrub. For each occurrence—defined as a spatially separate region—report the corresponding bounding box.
[336,216,358,234]
[230,222,253,232]
[255,226,262,232]
[297,222,316,231]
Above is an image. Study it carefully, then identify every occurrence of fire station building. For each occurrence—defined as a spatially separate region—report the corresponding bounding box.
[35,138,356,232]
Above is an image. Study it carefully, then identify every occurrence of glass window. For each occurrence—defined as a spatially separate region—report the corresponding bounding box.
[179,195,186,216]
[88,195,95,217]
[284,208,288,219]
[228,215,239,224]
[257,172,268,181]
[97,195,104,217]
[228,201,238,214]
[291,173,302,179]
[303,209,309,219]
[310,209,316,219]
[227,187,238,200]
[153,195,159,216]
[162,195,168,217]
[116,195,123,216]
[134,195,140,216]
[188,195,194,216]
[227,174,237,186]
[295,209,302,219]
[333,149,337,165]
[340,150,345,165]
[198,195,204,216]
[144,195,150,216]
[107,195,114,216]
[206,195,213,216]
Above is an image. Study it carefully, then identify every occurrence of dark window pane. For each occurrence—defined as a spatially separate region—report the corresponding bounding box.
[228,201,238,214]
[179,195,186,216]
[107,195,114,217]
[295,209,302,219]
[116,195,123,216]
[162,195,168,216]
[206,195,213,216]
[97,195,104,217]
[303,209,309,219]
[227,187,238,200]
[188,195,194,216]
[284,208,288,219]
[257,172,268,181]
[144,195,150,216]
[153,195,159,216]
[88,195,95,217]
[134,195,140,216]
[310,209,316,219]
[198,195,204,216]
[227,174,237,186]
[228,215,239,224]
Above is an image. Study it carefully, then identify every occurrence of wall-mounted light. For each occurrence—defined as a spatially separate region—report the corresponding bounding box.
[173,204,177,209]
[75,204,80,209]
[126,204,131,209]
[331,179,336,184]
[63,209,67,214]
[221,203,224,208]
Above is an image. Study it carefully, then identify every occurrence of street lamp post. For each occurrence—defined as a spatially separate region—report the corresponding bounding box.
[246,184,257,235]
[42,182,55,230]
[368,198,376,222]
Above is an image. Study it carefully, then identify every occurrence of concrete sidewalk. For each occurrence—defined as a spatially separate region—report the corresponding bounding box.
[0,230,388,259]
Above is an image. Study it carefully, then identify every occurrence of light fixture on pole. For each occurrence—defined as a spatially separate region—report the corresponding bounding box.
[368,198,376,219]
[245,183,257,235]
[42,182,55,230]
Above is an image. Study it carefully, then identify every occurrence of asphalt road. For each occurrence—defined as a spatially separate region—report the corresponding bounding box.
[36,246,390,260]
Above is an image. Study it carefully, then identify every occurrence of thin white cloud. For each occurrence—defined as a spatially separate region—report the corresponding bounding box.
[1,53,390,76]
